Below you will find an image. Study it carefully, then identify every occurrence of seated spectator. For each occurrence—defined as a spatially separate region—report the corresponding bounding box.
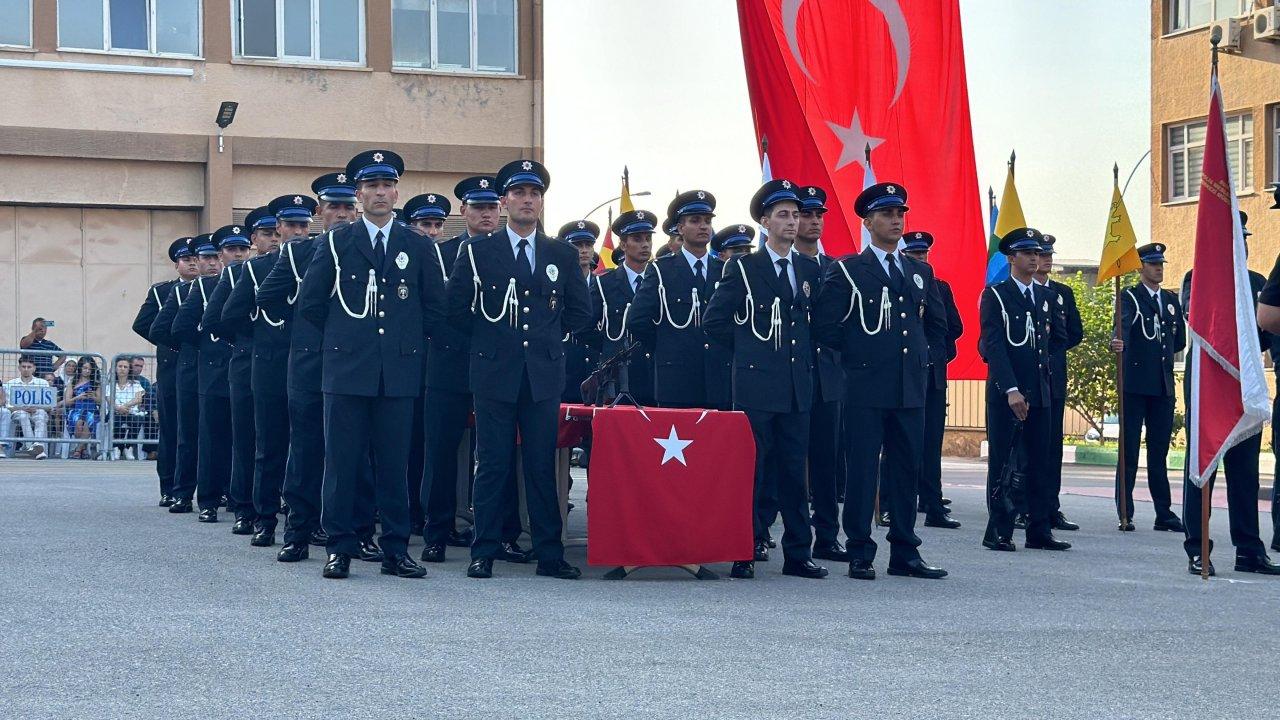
[49,358,78,459]
[129,356,158,458]
[18,318,63,379]
[66,356,101,460]
[4,355,51,459]
[111,358,147,460]
[0,386,9,458]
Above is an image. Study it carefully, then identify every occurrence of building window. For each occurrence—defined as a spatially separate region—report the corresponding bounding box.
[1167,113,1253,201]
[1168,0,1249,32]
[234,0,363,64]
[58,0,202,56]
[393,0,517,74]
[1272,106,1280,186]
[0,0,32,47]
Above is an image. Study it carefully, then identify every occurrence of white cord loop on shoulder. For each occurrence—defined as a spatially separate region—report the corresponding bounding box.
[731,260,782,349]
[329,230,378,320]
[989,285,1034,347]
[245,260,284,327]
[196,277,220,342]
[1125,288,1161,341]
[834,261,892,334]
[597,274,632,342]
[285,242,302,305]
[467,242,518,326]
[650,262,701,329]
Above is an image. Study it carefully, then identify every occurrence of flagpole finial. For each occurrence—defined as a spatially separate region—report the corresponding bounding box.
[761,135,769,154]
[1113,162,1120,184]
[1210,24,1221,68]
[1009,150,1016,178]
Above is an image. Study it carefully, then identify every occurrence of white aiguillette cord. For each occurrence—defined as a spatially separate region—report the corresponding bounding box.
[597,273,633,342]
[834,260,891,335]
[1125,288,1161,341]
[245,260,284,327]
[467,242,518,327]
[195,274,220,342]
[328,230,378,320]
[988,285,1035,347]
[731,259,783,350]
[650,262,701,329]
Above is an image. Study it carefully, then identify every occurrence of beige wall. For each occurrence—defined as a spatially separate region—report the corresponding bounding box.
[1151,0,1280,283]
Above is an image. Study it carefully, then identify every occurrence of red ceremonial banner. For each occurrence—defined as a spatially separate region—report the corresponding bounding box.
[736,0,987,379]
[586,407,755,567]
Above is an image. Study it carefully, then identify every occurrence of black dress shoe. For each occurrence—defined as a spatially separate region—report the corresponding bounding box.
[168,498,192,514]
[498,541,533,563]
[219,495,230,509]
[159,495,174,508]
[924,513,961,529]
[1234,555,1280,575]
[197,509,218,523]
[847,559,875,580]
[941,497,952,506]
[813,542,849,562]
[356,538,383,562]
[536,560,582,579]
[323,553,351,579]
[420,543,446,563]
[250,530,275,547]
[782,559,829,579]
[1013,513,1027,529]
[1052,512,1080,531]
[1188,556,1216,576]
[1026,536,1072,551]
[277,542,309,562]
[983,537,1017,552]
[1117,520,1136,532]
[308,529,328,546]
[1153,516,1185,533]
[447,528,475,547]
[467,558,494,578]
[753,541,770,562]
[887,558,948,579]
[729,561,754,579]
[877,511,890,527]
[764,534,776,549]
[231,518,254,535]
[381,553,428,578]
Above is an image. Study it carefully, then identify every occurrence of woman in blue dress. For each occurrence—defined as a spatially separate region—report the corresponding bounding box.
[65,356,101,460]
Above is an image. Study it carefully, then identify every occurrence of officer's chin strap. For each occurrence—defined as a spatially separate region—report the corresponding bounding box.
[466,242,517,327]
[285,242,302,305]
[328,231,378,320]
[1125,288,1161,341]
[731,260,782,350]
[245,261,284,327]
[650,262,701,329]
[834,261,892,334]
[195,274,220,343]
[988,285,1035,347]
[597,275,632,342]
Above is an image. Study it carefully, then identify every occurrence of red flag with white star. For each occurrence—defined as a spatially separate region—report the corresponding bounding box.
[736,0,987,379]
[586,406,755,567]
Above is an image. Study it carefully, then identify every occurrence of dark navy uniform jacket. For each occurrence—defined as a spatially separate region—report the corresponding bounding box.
[425,233,470,393]
[927,278,964,391]
[1041,278,1083,401]
[445,229,592,404]
[812,253,845,403]
[627,250,732,408]
[224,252,291,397]
[296,220,446,398]
[257,236,323,394]
[702,250,819,414]
[812,247,945,409]
[1118,283,1185,397]
[202,264,252,396]
[593,265,654,404]
[978,278,1056,407]
[133,279,180,380]
[563,273,602,403]
[173,274,233,398]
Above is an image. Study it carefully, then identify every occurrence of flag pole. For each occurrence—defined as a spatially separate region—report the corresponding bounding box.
[1009,149,1016,178]
[1200,30,1223,581]
[1113,162,1129,529]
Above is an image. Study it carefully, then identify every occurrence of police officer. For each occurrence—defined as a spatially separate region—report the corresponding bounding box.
[202,215,271,536]
[595,210,656,405]
[1031,235,1083,532]
[559,220,603,404]
[132,237,198,506]
[978,228,1070,553]
[257,172,365,562]
[703,179,827,580]
[174,229,247,522]
[627,190,731,410]
[792,185,851,559]
[712,225,755,260]
[811,182,948,580]
[900,231,963,530]
[1107,242,1185,533]
[225,196,313,547]
[1180,212,1280,575]
[296,149,446,580]
[150,234,210,514]
[444,159,592,580]
[403,192,451,240]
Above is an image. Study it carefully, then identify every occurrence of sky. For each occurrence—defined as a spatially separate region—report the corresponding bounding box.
[543,0,1151,264]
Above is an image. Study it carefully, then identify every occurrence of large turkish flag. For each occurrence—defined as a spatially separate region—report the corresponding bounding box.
[587,407,755,567]
[737,0,987,379]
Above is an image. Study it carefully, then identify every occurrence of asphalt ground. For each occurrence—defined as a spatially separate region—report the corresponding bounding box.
[1,458,1277,720]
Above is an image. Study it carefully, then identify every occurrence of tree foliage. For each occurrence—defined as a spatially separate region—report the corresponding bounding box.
[1060,271,1128,436]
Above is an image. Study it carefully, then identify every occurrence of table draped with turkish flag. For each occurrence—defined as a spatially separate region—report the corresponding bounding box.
[736,0,988,379]
[585,406,755,567]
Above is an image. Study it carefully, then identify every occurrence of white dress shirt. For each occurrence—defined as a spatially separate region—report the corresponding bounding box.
[764,244,798,295]
[506,225,536,272]
[623,264,643,293]
[681,246,710,279]
[362,215,394,251]
[868,243,904,278]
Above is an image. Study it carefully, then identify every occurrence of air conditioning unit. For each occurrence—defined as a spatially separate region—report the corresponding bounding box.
[1211,17,1245,52]
[1254,7,1280,42]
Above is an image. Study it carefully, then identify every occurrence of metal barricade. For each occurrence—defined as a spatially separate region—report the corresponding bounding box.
[0,348,109,461]
[105,353,161,461]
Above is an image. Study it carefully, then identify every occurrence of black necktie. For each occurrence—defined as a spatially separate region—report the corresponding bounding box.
[885,253,904,291]
[515,239,533,286]
[373,230,385,268]
[694,258,705,284]
[633,274,642,294]
[1024,287,1033,305]
[777,258,794,304]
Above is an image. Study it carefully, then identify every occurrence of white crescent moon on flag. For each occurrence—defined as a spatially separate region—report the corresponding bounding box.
[782,0,911,105]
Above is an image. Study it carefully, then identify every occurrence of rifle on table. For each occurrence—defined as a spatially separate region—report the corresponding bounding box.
[580,340,642,409]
